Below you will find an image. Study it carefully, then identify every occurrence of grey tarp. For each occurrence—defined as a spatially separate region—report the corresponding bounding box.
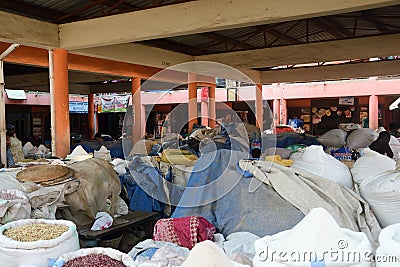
[239,159,381,248]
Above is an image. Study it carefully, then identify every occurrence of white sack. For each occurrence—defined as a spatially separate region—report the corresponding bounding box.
[376,223,400,267]
[291,145,353,188]
[317,129,348,147]
[53,247,135,267]
[0,219,79,267]
[347,129,378,149]
[181,240,249,267]
[358,170,400,228]
[253,208,372,267]
[224,232,260,265]
[0,189,31,224]
[351,148,396,184]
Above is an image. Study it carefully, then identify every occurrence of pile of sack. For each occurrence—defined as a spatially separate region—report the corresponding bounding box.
[317,128,378,150]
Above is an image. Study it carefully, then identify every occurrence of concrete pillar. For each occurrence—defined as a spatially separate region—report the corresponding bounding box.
[188,73,197,132]
[280,98,287,125]
[131,77,142,143]
[201,101,208,126]
[53,49,70,158]
[255,84,263,130]
[369,95,379,130]
[88,93,95,139]
[209,84,216,128]
[273,99,280,127]
[0,61,6,167]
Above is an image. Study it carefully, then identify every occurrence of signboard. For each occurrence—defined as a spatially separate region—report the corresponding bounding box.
[98,95,129,113]
[69,101,88,113]
[114,95,130,112]
[338,97,354,105]
[5,89,26,100]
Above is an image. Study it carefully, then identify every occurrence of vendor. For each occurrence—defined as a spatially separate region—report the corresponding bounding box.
[369,131,393,158]
[6,124,24,164]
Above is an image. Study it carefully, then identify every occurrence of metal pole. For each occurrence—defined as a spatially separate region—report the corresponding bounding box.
[0,44,20,167]
[48,50,57,156]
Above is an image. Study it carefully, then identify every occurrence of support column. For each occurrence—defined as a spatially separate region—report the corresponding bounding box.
[52,49,70,158]
[188,73,197,132]
[0,60,6,167]
[280,98,287,125]
[255,84,263,130]
[131,77,142,144]
[273,99,280,127]
[88,93,95,139]
[209,83,216,128]
[201,101,208,126]
[369,95,379,130]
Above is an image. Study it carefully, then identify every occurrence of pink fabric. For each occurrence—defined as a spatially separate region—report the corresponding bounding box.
[153,216,215,249]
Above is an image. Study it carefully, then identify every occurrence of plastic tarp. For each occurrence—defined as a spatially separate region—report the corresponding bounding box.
[262,132,320,150]
[171,149,305,237]
[71,140,124,159]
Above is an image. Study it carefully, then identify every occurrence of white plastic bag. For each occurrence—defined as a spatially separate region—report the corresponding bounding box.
[53,247,136,267]
[291,145,353,188]
[0,189,31,224]
[376,223,400,267]
[90,212,113,231]
[358,170,400,227]
[253,208,372,267]
[0,219,79,267]
[351,148,396,184]
[317,129,347,147]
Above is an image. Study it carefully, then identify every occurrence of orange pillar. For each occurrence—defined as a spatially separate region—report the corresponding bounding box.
[53,49,70,158]
[88,93,95,139]
[188,73,197,132]
[255,84,263,130]
[280,98,287,125]
[273,99,280,127]
[209,83,216,128]
[369,95,379,130]
[131,77,142,143]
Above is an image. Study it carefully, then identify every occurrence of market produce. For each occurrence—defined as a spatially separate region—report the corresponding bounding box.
[63,253,127,267]
[3,223,69,242]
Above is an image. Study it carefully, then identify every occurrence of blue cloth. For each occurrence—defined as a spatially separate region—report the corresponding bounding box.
[6,148,14,167]
[262,132,320,149]
[172,149,304,237]
[71,140,125,159]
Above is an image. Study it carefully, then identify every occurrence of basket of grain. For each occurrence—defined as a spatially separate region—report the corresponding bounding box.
[0,219,79,267]
[53,247,135,267]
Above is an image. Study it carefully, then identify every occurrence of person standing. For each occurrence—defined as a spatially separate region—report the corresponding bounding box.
[7,124,24,164]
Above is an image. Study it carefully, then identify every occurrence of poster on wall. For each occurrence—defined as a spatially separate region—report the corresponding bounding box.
[114,95,130,112]
[338,97,354,105]
[100,97,115,112]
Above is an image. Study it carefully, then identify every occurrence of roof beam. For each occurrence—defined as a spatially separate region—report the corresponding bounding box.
[195,34,400,69]
[71,43,193,69]
[261,60,400,83]
[58,0,400,49]
[141,39,206,55]
[0,11,58,48]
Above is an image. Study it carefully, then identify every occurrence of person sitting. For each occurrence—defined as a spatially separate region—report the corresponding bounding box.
[369,131,393,158]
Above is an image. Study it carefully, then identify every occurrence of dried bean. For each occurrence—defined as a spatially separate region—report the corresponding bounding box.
[0,193,22,200]
[3,223,69,242]
[63,253,127,267]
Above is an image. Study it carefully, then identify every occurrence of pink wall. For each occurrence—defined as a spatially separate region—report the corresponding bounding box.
[5,93,88,106]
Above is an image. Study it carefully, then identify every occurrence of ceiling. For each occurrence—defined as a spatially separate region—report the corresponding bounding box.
[0,0,400,91]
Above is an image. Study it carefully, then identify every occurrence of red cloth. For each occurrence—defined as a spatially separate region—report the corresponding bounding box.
[153,216,215,249]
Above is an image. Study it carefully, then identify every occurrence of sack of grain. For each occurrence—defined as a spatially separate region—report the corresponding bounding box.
[317,129,347,147]
[53,247,135,267]
[376,223,400,266]
[0,189,31,224]
[347,128,378,149]
[0,219,79,267]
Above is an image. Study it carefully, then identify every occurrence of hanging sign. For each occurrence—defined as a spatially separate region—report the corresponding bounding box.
[200,87,209,102]
[339,97,354,106]
[100,96,115,113]
[114,95,130,112]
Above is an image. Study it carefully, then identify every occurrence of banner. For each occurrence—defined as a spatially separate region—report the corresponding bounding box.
[69,101,88,113]
[100,96,115,113]
[114,95,130,112]
[98,95,130,113]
